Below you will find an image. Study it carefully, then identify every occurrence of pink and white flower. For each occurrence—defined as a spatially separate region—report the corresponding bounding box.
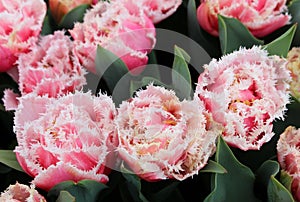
[2,31,87,111]
[277,126,300,202]
[197,0,290,37]
[49,0,98,24]
[116,84,220,181]
[14,91,117,191]
[287,47,300,102]
[120,0,182,24]
[18,31,87,98]
[0,0,46,72]
[0,182,46,202]
[69,0,156,75]
[195,46,291,151]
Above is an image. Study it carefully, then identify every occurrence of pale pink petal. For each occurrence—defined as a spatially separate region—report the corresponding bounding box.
[2,89,19,111]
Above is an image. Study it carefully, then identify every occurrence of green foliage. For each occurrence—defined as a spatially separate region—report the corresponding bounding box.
[55,191,76,202]
[255,160,294,201]
[0,150,24,172]
[199,160,227,174]
[58,4,90,29]
[172,45,192,100]
[48,180,108,202]
[288,0,300,46]
[205,137,259,202]
[263,24,297,57]
[218,15,264,55]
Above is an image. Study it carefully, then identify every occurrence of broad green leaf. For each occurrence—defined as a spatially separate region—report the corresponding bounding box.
[204,136,259,202]
[120,173,149,202]
[255,160,294,201]
[288,0,300,46]
[58,4,89,29]
[199,160,227,174]
[0,150,24,172]
[48,180,108,202]
[280,170,293,192]
[95,45,130,105]
[56,191,76,202]
[263,24,297,57]
[256,160,280,189]
[187,0,221,58]
[218,15,264,55]
[172,46,192,100]
[268,176,295,202]
[41,15,53,36]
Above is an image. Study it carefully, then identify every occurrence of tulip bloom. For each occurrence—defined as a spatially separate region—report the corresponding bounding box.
[197,0,290,37]
[116,84,220,181]
[49,0,98,24]
[0,182,46,202]
[277,126,300,202]
[0,0,46,72]
[69,0,156,75]
[195,46,291,150]
[14,91,117,191]
[120,0,182,24]
[287,47,300,102]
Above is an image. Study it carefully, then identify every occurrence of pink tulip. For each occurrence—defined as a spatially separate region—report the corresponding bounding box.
[277,126,300,202]
[0,0,46,72]
[14,91,117,191]
[287,47,300,102]
[116,84,220,181]
[120,0,183,24]
[69,0,156,75]
[195,46,291,150]
[18,31,87,98]
[49,0,98,24]
[197,0,290,37]
[0,182,46,202]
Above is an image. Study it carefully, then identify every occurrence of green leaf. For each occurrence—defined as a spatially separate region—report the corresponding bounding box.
[41,15,53,36]
[255,160,294,202]
[288,0,300,46]
[199,160,227,174]
[268,176,295,202]
[56,191,76,202]
[48,180,108,202]
[256,160,280,189]
[204,136,259,202]
[263,24,297,57]
[120,173,149,202]
[280,170,293,192]
[58,4,89,29]
[172,45,192,100]
[0,150,24,172]
[187,0,221,58]
[218,15,264,55]
[95,45,130,105]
